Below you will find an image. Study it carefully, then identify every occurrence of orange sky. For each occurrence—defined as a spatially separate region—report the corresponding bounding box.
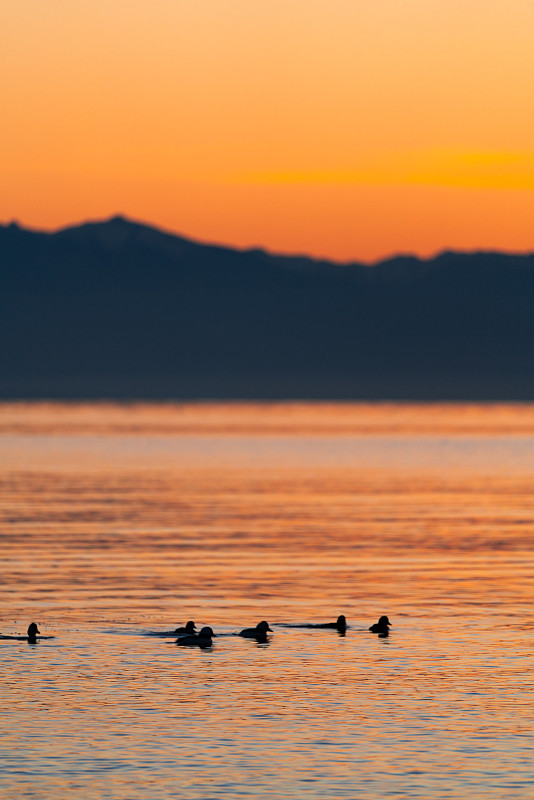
[3,0,534,262]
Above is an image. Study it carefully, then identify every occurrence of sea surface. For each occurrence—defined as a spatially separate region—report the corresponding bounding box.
[1,402,534,799]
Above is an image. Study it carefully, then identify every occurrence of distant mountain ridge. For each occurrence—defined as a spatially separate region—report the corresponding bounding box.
[2,215,534,399]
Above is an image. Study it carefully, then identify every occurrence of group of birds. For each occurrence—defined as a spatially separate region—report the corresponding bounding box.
[172,619,274,647]
[1,616,392,647]
[168,614,391,648]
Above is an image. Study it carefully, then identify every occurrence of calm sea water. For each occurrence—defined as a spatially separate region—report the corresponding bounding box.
[1,402,534,799]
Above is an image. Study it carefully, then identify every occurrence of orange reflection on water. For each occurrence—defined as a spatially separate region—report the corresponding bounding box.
[4,400,534,435]
[1,402,534,623]
[1,402,534,800]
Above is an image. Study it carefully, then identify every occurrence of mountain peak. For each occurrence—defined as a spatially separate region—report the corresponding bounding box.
[107,214,130,225]
[55,214,183,251]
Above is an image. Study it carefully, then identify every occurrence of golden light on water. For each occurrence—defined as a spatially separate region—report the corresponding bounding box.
[2,402,534,798]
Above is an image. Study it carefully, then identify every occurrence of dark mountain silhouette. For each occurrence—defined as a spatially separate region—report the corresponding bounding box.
[2,215,534,399]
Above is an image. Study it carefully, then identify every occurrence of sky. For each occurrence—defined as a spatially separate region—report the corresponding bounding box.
[3,0,534,262]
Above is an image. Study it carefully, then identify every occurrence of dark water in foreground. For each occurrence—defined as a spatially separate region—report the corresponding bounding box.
[1,403,534,799]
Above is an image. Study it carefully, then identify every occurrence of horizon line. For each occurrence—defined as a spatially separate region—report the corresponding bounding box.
[3,213,534,268]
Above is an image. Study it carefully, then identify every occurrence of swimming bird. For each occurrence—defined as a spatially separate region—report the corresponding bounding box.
[309,614,347,631]
[27,622,40,642]
[279,614,347,632]
[176,626,214,647]
[0,623,54,642]
[145,620,197,637]
[174,620,196,636]
[369,616,391,636]
[239,621,272,639]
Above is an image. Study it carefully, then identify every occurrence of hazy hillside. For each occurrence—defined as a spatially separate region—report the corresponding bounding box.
[2,216,534,399]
